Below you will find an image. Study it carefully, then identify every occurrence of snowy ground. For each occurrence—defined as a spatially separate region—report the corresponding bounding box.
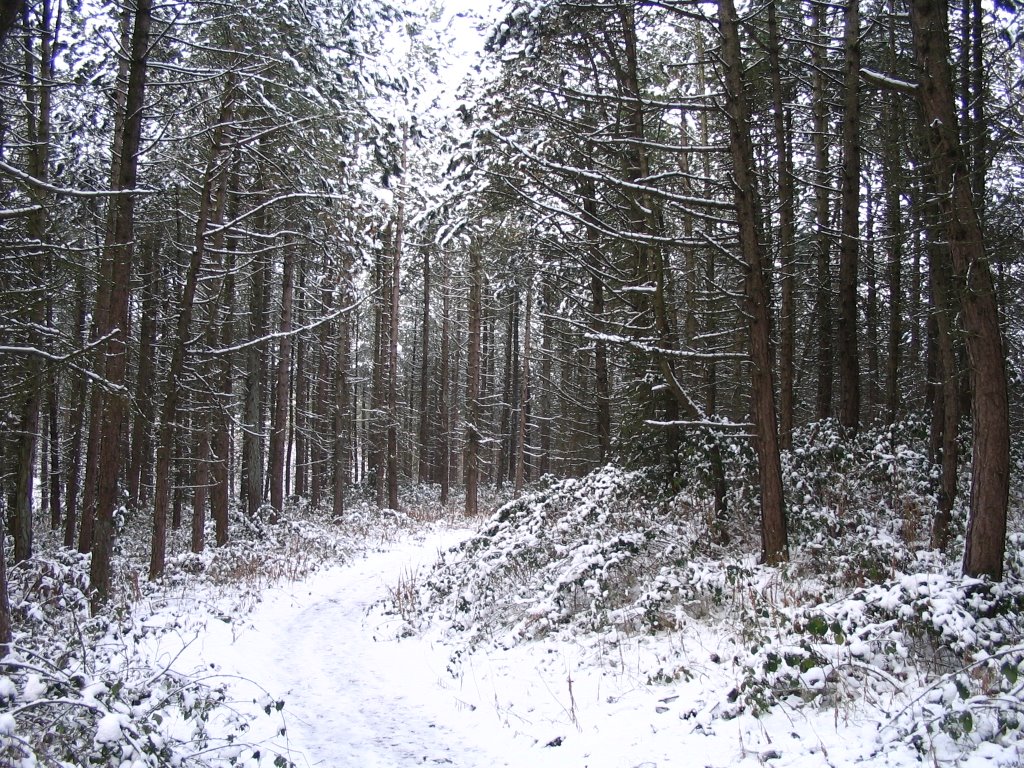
[136,525,1016,768]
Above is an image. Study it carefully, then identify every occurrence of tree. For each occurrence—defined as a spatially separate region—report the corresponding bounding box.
[718,0,788,564]
[465,237,483,516]
[90,0,153,607]
[908,0,1010,579]
[837,0,862,437]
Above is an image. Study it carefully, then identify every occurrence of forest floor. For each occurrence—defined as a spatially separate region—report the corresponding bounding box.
[131,518,1015,768]
[6,421,1024,768]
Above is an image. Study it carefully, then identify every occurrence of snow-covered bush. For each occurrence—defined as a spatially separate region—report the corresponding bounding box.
[408,416,1024,761]
[0,501,380,766]
[416,465,696,648]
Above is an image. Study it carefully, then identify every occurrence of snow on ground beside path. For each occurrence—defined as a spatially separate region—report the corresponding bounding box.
[138,525,1012,768]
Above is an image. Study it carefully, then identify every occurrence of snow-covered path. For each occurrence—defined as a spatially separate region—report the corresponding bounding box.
[154,525,934,768]
[238,528,515,767]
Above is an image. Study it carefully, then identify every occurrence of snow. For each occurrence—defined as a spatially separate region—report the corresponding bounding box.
[125,524,1015,768]
[95,713,124,744]
[20,675,46,702]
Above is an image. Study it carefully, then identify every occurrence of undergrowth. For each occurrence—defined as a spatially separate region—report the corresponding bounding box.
[405,417,1024,764]
[1,497,415,767]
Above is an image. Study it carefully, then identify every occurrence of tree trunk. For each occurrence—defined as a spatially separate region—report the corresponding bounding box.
[0,512,11,655]
[837,0,861,437]
[128,237,159,510]
[539,279,553,477]
[418,245,432,484]
[909,0,1010,580]
[581,179,612,463]
[464,241,483,517]
[927,228,959,551]
[91,0,152,607]
[438,253,451,505]
[515,281,532,493]
[11,0,56,563]
[242,233,268,518]
[64,270,87,548]
[768,0,796,450]
[211,154,240,546]
[78,6,132,558]
[810,0,833,421]
[882,6,905,425]
[268,243,295,518]
[332,254,354,519]
[150,78,234,578]
[718,0,788,565]
[386,127,407,512]
[293,280,308,500]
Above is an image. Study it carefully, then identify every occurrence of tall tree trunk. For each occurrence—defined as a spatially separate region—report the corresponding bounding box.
[332,254,354,519]
[64,270,87,548]
[497,294,515,490]
[768,0,796,450]
[211,261,235,547]
[0,512,11,654]
[386,127,407,512]
[242,227,268,518]
[268,243,295,518]
[718,0,788,565]
[464,241,483,517]
[515,281,532,493]
[418,245,432,484]
[12,0,56,563]
[883,6,905,425]
[810,0,833,421]
[370,249,387,508]
[91,0,152,607]
[79,7,132,557]
[539,279,553,477]
[128,236,158,510]
[581,180,612,463]
[150,78,234,579]
[211,153,240,545]
[909,0,1009,580]
[838,0,861,437]
[438,253,451,505]
[46,352,60,530]
[293,280,308,500]
[191,420,210,554]
[927,227,959,551]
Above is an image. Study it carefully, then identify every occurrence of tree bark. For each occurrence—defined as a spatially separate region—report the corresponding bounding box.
[515,281,532,493]
[718,0,788,565]
[0,512,11,655]
[268,243,295,518]
[464,241,483,517]
[386,126,407,512]
[91,0,152,607]
[418,245,432,484]
[927,228,959,551]
[581,180,612,463]
[909,0,1010,580]
[64,270,87,548]
[838,0,861,437]
[810,0,833,421]
[332,254,354,519]
[11,0,56,563]
[768,0,796,451]
[438,253,451,505]
[128,237,159,510]
[150,78,234,578]
[241,223,268,518]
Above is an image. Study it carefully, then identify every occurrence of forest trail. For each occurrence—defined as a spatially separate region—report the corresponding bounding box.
[221,527,519,768]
